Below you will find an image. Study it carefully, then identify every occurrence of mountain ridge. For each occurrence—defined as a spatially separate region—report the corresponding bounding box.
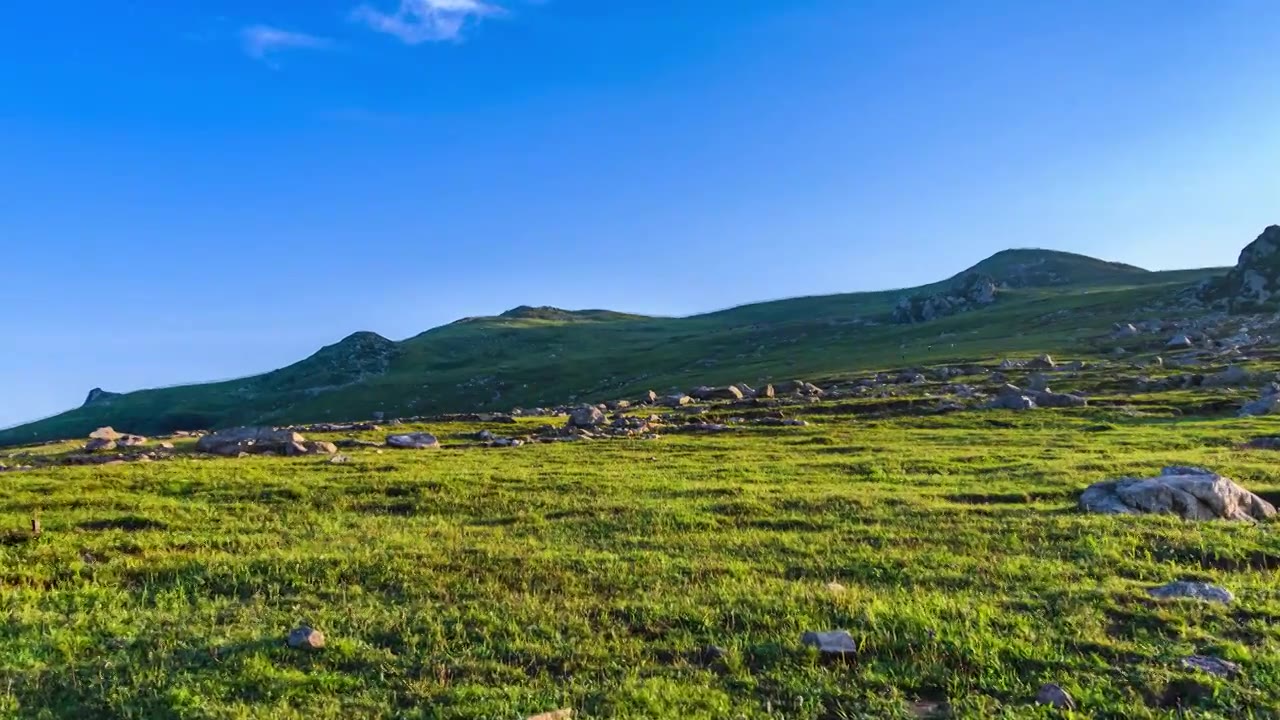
[0,245,1238,445]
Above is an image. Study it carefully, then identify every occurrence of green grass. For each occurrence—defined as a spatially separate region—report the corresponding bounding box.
[2,401,1279,718]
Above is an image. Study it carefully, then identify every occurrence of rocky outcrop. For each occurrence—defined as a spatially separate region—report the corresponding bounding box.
[893,273,998,324]
[1079,467,1275,521]
[1199,225,1280,312]
[82,388,121,407]
[196,427,317,456]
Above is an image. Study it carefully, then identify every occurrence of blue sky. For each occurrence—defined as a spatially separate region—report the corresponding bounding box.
[1,1,1277,428]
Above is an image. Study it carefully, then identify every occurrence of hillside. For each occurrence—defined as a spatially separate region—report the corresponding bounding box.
[0,248,1232,446]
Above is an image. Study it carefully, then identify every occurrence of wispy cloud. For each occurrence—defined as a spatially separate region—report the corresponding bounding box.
[351,0,505,44]
[241,25,332,60]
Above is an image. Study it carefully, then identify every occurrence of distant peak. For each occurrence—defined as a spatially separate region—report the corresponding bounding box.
[955,247,1148,288]
[500,305,571,319]
[82,387,120,407]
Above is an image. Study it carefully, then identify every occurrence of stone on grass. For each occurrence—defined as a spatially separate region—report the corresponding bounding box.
[526,710,573,720]
[1149,581,1234,604]
[117,434,147,447]
[386,433,440,450]
[89,427,122,441]
[757,383,776,399]
[1079,467,1275,521]
[1182,655,1240,678]
[196,427,307,457]
[801,630,857,657]
[1167,334,1194,349]
[1034,683,1076,711]
[328,455,351,464]
[566,405,606,428]
[287,626,325,650]
[84,438,117,452]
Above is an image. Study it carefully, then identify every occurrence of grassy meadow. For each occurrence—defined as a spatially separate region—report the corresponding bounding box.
[2,402,1279,718]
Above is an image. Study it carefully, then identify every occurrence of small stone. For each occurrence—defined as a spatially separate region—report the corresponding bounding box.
[1034,683,1076,710]
[825,582,847,594]
[386,433,440,450]
[117,434,147,447]
[84,438,117,452]
[700,645,729,663]
[1182,655,1240,678]
[158,442,175,450]
[526,710,573,720]
[329,455,351,464]
[1149,581,1234,604]
[287,626,325,650]
[801,630,857,657]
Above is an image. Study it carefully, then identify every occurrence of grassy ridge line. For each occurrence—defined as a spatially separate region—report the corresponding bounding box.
[0,266,1217,446]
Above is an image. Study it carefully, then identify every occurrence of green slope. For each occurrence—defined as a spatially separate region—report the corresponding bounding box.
[0,251,1227,446]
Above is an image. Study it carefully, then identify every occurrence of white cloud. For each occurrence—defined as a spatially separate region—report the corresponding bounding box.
[351,0,504,44]
[241,25,332,60]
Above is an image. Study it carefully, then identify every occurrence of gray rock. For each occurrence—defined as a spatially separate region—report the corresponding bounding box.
[1079,467,1275,521]
[1239,385,1280,416]
[566,405,606,428]
[756,384,775,399]
[1034,684,1076,710]
[196,427,307,457]
[1182,655,1240,678]
[385,432,441,450]
[328,455,352,464]
[1028,354,1056,370]
[287,626,326,650]
[1149,581,1234,604]
[89,427,122,441]
[1202,365,1250,388]
[801,630,857,657]
[1167,334,1194,349]
[664,394,693,408]
[84,438,117,452]
[1026,373,1050,392]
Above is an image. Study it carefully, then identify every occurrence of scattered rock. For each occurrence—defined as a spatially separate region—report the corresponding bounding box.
[1034,684,1076,711]
[757,384,776,399]
[1149,581,1234,604]
[1028,354,1056,370]
[1181,655,1240,678]
[88,427,122,441]
[801,630,857,657]
[386,433,441,450]
[84,438,117,452]
[526,710,573,720]
[566,405,606,428]
[1239,384,1280,417]
[195,427,307,457]
[1167,334,1194,349]
[328,455,351,464]
[117,434,147,447]
[664,394,693,408]
[1079,467,1275,521]
[287,626,325,650]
